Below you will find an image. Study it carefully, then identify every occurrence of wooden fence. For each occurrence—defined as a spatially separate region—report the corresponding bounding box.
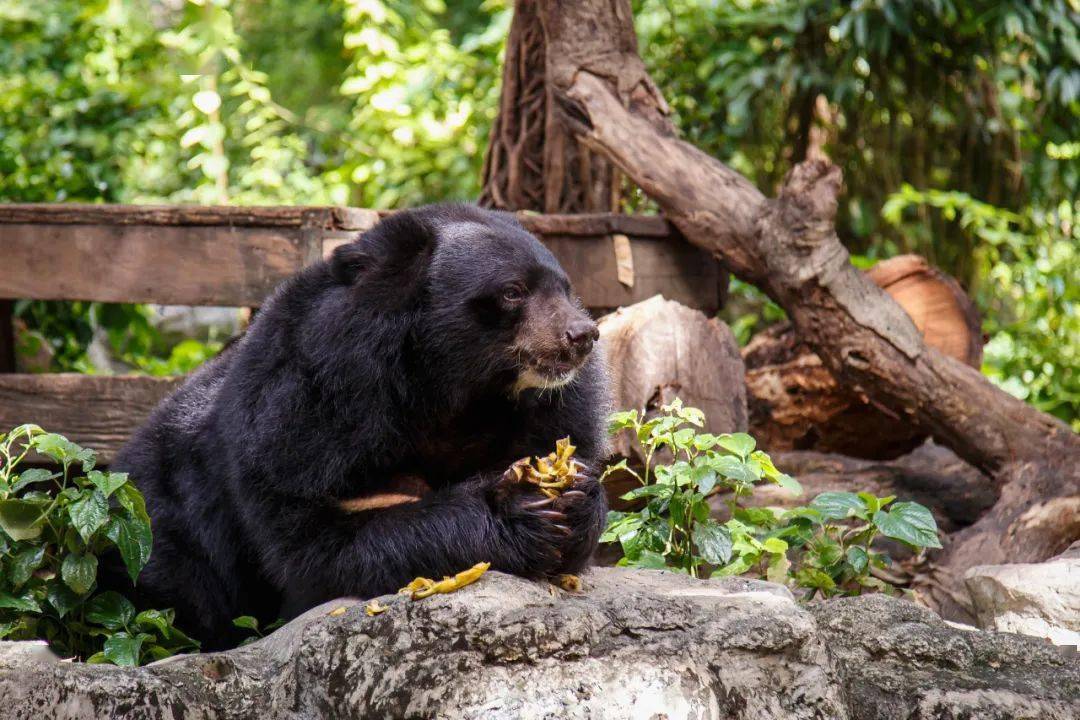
[0,204,724,462]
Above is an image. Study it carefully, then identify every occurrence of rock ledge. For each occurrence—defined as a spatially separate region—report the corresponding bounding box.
[1,568,1076,719]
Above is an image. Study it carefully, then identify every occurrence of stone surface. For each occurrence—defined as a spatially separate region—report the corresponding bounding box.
[1,568,1077,719]
[965,541,1080,647]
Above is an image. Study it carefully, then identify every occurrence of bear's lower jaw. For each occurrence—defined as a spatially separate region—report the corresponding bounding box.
[513,366,578,395]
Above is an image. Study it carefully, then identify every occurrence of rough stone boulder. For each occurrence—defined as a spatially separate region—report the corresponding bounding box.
[965,541,1080,646]
[1,568,1077,719]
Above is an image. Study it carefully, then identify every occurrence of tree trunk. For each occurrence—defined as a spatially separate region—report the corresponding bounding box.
[745,255,984,459]
[479,0,662,213]
[526,0,1080,621]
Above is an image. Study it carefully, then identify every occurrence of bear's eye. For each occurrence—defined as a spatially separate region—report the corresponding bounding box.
[502,285,526,304]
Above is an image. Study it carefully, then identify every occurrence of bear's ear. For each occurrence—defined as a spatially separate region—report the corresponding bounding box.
[329,242,371,284]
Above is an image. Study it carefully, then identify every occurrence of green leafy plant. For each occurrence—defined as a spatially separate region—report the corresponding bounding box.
[601,400,942,597]
[232,614,285,646]
[0,424,198,664]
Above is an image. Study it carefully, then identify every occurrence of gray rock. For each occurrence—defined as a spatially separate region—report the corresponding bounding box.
[810,594,1079,719]
[965,541,1080,647]
[1,568,1077,719]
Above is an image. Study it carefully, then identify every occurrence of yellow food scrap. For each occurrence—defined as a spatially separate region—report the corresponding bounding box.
[364,600,388,616]
[510,437,583,499]
[328,605,349,617]
[398,562,491,600]
[555,574,582,592]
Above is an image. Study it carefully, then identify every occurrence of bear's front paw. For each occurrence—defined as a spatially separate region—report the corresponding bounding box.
[550,466,607,574]
[488,462,572,578]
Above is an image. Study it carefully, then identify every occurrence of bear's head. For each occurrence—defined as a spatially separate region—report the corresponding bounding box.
[330,204,599,395]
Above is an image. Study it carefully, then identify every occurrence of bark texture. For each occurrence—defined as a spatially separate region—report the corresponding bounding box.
[528,0,1080,622]
[3,570,1077,719]
[480,0,668,212]
[745,255,983,458]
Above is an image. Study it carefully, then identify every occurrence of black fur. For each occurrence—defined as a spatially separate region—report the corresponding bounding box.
[112,204,610,649]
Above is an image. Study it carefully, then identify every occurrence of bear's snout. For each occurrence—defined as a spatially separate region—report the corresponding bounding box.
[564,318,599,359]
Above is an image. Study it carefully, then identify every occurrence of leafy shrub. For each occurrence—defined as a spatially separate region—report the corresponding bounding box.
[601,400,941,597]
[0,425,198,664]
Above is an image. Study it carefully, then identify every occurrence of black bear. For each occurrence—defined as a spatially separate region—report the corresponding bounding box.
[112,204,610,649]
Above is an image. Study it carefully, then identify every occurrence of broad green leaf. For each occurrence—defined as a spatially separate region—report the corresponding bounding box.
[761,537,788,554]
[670,493,686,526]
[718,433,756,458]
[774,473,802,495]
[692,521,733,565]
[872,502,942,549]
[85,591,136,630]
[672,428,696,449]
[0,499,45,541]
[691,496,711,522]
[87,471,128,498]
[692,433,719,451]
[631,550,668,569]
[620,484,669,501]
[808,535,844,568]
[115,484,151,526]
[766,550,791,584]
[606,410,638,433]
[8,546,45,588]
[715,555,755,576]
[47,584,83,619]
[10,468,59,494]
[105,515,153,584]
[809,492,868,521]
[846,546,869,574]
[0,591,40,613]
[678,406,705,427]
[781,506,825,525]
[711,455,760,485]
[692,464,718,494]
[733,506,779,529]
[232,615,259,631]
[32,434,95,471]
[794,567,837,592]
[103,632,148,667]
[61,553,98,595]
[69,490,109,542]
[136,609,174,638]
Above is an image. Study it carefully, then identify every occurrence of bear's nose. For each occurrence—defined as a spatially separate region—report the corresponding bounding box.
[566,319,599,353]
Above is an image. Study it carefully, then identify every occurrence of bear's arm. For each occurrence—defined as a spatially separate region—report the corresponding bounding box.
[249,472,555,615]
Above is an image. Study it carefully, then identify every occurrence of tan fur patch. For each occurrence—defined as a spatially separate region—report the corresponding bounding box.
[338,475,431,513]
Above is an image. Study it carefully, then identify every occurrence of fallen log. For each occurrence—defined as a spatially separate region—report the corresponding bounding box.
[745,255,983,458]
[520,0,1080,622]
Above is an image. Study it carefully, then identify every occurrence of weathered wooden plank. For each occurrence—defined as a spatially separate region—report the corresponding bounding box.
[0,223,312,306]
[1,219,719,310]
[0,203,671,237]
[544,233,721,312]
[0,204,343,228]
[0,374,182,464]
[518,213,671,237]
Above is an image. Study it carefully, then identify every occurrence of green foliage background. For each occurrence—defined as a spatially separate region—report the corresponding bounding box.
[0,0,1076,427]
